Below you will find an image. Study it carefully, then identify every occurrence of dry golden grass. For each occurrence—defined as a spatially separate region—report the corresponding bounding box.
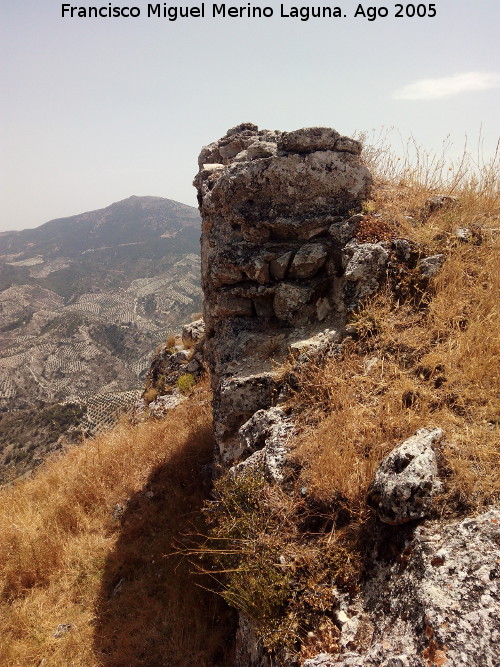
[293,141,500,515]
[165,334,177,349]
[0,386,235,667]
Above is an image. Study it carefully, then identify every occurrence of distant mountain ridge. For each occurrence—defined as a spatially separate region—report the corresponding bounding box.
[1,196,199,257]
[0,196,202,481]
[1,196,200,298]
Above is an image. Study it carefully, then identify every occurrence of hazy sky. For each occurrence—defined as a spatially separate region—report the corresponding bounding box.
[1,0,499,231]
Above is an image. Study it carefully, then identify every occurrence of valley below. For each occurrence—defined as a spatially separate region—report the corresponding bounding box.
[0,196,202,481]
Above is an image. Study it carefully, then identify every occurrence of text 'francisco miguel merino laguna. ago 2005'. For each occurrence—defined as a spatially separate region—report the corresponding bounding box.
[61,3,353,21]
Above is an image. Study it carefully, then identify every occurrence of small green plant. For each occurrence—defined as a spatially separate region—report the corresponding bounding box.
[177,373,195,395]
[197,469,297,653]
[361,199,376,214]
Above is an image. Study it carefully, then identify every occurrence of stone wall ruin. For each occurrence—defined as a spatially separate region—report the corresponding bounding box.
[194,123,372,464]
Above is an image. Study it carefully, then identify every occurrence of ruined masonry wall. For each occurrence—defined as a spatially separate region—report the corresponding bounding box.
[194,123,372,464]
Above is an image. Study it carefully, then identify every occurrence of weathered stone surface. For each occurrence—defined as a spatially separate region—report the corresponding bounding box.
[195,123,371,464]
[278,127,340,153]
[185,358,200,373]
[270,251,293,280]
[368,428,443,524]
[213,372,280,463]
[273,283,315,322]
[334,136,362,154]
[146,393,185,419]
[231,407,294,483]
[391,238,420,266]
[456,226,483,245]
[246,141,277,160]
[289,243,328,279]
[213,293,254,317]
[303,654,336,667]
[417,254,445,278]
[181,318,205,347]
[272,217,333,241]
[235,615,271,667]
[424,194,458,215]
[238,407,288,454]
[173,349,190,364]
[329,217,358,245]
[246,255,270,284]
[343,240,389,308]
[288,327,342,364]
[343,241,389,281]
[328,507,500,665]
[211,257,245,287]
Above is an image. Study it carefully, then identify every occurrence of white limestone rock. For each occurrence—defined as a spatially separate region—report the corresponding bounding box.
[342,240,389,307]
[417,254,445,279]
[331,507,500,665]
[288,243,328,279]
[231,407,294,483]
[368,428,443,524]
[181,317,205,347]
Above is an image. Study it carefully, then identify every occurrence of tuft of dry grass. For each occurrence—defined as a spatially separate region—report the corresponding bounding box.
[165,334,178,350]
[0,384,235,667]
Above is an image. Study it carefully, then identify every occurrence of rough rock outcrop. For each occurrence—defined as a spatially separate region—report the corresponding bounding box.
[235,614,271,667]
[194,123,372,463]
[321,507,500,665]
[424,194,458,216]
[230,407,294,483]
[368,428,443,524]
[181,317,206,347]
[143,318,206,404]
[417,253,445,279]
[342,240,389,308]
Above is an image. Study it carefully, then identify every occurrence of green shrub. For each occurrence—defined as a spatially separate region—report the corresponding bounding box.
[177,374,195,395]
[197,469,299,653]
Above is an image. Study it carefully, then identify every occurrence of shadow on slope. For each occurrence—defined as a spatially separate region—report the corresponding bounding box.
[93,419,236,667]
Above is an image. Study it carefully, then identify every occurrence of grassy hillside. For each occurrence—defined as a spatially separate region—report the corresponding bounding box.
[294,142,499,515]
[187,141,500,657]
[0,389,235,666]
[0,142,498,664]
